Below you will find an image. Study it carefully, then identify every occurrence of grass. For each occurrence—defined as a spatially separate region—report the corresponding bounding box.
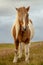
[0,44,14,48]
[0,42,43,65]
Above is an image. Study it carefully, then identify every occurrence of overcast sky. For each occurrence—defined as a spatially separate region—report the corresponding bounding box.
[0,0,43,43]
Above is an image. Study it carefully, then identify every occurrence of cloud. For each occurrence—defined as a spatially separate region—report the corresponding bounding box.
[0,0,43,16]
[0,0,43,43]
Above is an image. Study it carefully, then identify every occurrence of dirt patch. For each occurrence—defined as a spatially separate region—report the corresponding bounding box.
[0,48,14,56]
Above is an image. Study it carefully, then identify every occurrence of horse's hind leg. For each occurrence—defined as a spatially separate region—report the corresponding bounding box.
[13,39,19,63]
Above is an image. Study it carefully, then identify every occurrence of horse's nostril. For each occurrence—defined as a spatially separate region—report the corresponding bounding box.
[22,27,26,31]
[24,28,26,31]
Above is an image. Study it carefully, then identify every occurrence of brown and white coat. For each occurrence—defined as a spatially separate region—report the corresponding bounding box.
[11,6,34,63]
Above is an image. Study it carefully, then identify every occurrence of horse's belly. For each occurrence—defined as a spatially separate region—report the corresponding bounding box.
[28,22,34,39]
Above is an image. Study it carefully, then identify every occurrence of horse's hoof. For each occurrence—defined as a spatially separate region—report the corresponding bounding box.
[18,55,22,59]
[25,58,29,63]
[13,57,18,63]
[25,60,29,64]
[13,59,17,63]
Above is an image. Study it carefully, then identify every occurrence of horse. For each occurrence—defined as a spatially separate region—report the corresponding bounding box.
[11,6,34,63]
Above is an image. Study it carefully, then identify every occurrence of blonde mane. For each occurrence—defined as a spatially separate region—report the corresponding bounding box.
[11,13,20,39]
[15,14,20,39]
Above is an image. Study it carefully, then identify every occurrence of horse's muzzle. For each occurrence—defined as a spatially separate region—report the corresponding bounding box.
[24,28,26,31]
[22,27,26,31]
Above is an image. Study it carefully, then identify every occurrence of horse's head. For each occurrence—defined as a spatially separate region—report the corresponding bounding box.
[16,6,30,31]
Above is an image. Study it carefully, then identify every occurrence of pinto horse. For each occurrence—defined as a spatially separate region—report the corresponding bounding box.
[11,6,34,63]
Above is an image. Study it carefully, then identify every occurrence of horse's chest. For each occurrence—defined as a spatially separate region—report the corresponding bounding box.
[18,28,31,43]
[22,29,30,38]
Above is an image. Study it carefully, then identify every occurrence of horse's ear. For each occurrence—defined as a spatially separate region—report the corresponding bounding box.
[16,8,19,11]
[26,6,30,12]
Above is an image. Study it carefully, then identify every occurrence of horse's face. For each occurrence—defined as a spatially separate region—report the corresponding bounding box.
[16,6,30,31]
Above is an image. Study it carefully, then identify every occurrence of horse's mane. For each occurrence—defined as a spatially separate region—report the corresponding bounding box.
[11,14,20,39]
[15,14,20,39]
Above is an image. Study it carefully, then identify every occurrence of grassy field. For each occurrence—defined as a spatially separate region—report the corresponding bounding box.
[0,42,43,65]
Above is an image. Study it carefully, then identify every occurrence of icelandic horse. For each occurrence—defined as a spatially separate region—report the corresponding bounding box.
[11,6,34,63]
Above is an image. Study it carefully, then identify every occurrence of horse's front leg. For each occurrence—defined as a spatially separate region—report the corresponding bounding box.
[18,42,24,59]
[13,39,19,63]
[25,43,30,62]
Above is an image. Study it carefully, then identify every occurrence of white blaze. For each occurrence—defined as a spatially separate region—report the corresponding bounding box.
[22,17,25,29]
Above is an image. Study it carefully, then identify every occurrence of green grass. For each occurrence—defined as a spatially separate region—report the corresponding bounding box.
[0,44,14,48]
[0,42,43,65]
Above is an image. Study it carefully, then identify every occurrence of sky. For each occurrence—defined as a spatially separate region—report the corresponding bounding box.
[0,0,43,43]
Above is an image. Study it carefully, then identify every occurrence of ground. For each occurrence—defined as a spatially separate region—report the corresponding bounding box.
[0,42,43,65]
